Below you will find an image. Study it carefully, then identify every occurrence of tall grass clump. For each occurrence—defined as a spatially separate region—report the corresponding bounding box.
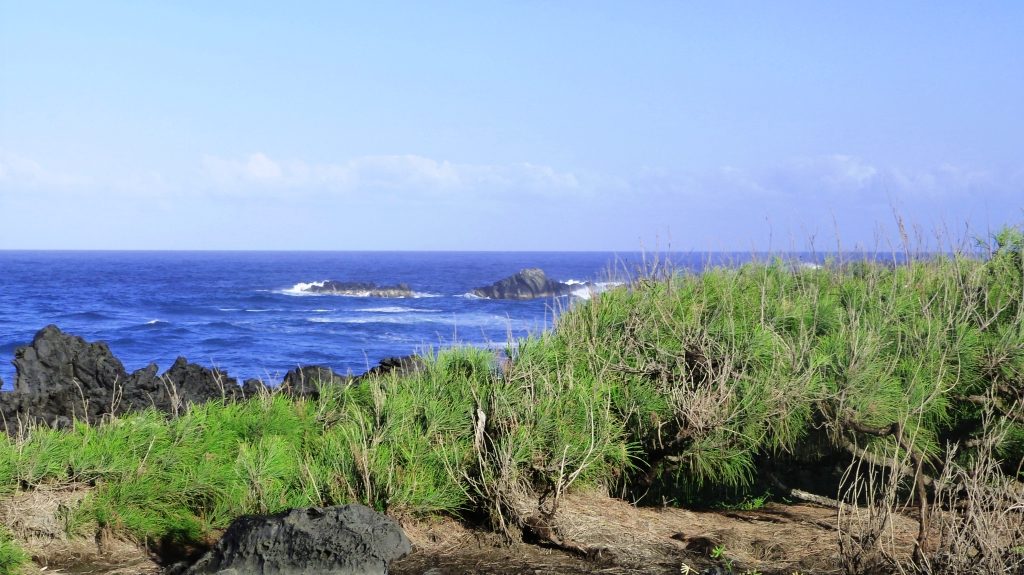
[517,226,1024,513]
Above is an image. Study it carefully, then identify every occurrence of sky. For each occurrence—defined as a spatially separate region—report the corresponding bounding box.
[1,2,1022,251]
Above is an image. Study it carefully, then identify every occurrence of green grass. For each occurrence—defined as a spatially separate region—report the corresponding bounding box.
[0,225,1022,555]
[0,525,28,575]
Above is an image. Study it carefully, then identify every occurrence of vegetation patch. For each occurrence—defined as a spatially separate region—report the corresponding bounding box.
[1,226,1023,574]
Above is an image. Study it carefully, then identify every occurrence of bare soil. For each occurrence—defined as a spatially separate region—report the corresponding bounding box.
[2,488,919,574]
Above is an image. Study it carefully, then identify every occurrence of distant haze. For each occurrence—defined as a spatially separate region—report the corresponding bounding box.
[1,2,1021,251]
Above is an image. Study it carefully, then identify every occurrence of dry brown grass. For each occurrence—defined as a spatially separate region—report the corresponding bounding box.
[0,485,159,574]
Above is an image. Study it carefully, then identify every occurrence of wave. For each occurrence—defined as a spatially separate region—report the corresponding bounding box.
[145,319,166,325]
[356,306,440,313]
[570,281,625,300]
[279,281,439,299]
[305,313,536,329]
[281,281,329,296]
[61,311,111,321]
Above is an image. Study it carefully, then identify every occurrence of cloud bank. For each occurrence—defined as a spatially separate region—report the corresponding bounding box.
[199,153,583,199]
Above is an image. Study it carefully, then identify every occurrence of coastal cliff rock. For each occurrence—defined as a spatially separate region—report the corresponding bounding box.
[472,268,576,300]
[184,504,411,575]
[303,281,415,298]
[0,325,244,429]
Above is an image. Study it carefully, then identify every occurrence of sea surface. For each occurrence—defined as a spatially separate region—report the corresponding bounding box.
[0,251,697,388]
[0,251,843,388]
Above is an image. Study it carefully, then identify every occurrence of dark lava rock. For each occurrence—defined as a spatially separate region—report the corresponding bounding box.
[0,326,429,433]
[0,325,245,430]
[281,365,351,398]
[358,356,427,381]
[471,268,576,300]
[242,378,269,397]
[185,504,411,575]
[304,281,415,298]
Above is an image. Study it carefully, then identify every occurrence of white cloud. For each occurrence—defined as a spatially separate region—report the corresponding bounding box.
[632,154,1016,206]
[0,152,88,190]
[199,153,582,199]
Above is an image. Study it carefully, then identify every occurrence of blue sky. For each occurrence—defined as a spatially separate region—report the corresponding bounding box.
[1,2,1021,250]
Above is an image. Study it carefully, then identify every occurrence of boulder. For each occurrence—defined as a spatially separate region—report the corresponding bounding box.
[471,268,576,300]
[185,504,411,575]
[304,281,415,298]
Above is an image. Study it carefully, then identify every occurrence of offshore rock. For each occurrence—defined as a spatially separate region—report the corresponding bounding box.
[303,281,415,298]
[185,504,411,575]
[0,325,244,430]
[471,268,576,300]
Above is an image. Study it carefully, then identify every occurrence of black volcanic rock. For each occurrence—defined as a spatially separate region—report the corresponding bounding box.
[358,355,427,381]
[0,326,430,432]
[0,325,246,430]
[471,268,576,300]
[9,325,132,427]
[184,504,411,575]
[281,365,351,399]
[304,281,415,298]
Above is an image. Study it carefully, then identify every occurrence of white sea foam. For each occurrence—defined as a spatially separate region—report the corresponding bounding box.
[145,319,165,325]
[357,306,439,313]
[218,308,241,312]
[459,292,484,299]
[306,313,536,329]
[245,309,273,313]
[569,281,625,300]
[280,280,329,296]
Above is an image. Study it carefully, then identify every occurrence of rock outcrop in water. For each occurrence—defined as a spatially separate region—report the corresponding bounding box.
[0,325,246,430]
[472,268,577,300]
[184,504,411,575]
[303,281,415,298]
[0,325,427,431]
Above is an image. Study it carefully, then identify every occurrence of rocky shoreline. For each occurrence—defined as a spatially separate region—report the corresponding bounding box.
[0,325,424,433]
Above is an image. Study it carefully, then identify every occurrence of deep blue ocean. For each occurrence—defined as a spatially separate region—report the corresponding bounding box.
[0,250,847,389]
[0,251,723,388]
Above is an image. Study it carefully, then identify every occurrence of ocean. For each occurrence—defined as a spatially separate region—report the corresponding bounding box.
[0,250,845,388]
[0,251,707,388]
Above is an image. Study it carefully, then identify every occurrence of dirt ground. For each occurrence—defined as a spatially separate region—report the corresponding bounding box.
[1,487,919,575]
[392,493,918,575]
